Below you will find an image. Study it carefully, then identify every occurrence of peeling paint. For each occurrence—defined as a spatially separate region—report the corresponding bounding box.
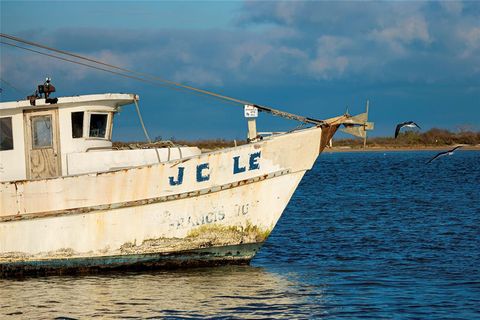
[0,248,76,263]
[120,224,271,255]
[0,252,30,263]
[0,224,270,264]
[0,243,262,277]
[187,223,271,243]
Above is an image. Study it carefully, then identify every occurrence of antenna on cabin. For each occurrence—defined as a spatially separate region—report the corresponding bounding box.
[38,77,56,99]
[27,77,58,106]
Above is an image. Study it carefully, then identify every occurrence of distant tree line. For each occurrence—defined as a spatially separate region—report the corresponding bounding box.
[166,138,245,150]
[113,138,245,150]
[114,128,480,150]
[335,128,480,148]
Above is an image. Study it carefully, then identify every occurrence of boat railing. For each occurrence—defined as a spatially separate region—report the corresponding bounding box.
[258,132,285,137]
[86,146,115,152]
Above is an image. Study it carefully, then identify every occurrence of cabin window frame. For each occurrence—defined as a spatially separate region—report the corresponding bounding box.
[71,111,85,139]
[31,114,54,149]
[85,111,112,140]
[0,116,14,151]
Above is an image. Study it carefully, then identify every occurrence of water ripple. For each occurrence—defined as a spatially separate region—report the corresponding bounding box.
[0,151,479,318]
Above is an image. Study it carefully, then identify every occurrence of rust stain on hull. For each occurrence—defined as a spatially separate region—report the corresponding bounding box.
[320,124,340,152]
[0,224,270,263]
[121,224,270,255]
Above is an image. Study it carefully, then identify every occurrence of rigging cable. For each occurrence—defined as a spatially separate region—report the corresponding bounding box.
[0,33,326,125]
[0,33,248,106]
[0,40,226,104]
[0,77,27,96]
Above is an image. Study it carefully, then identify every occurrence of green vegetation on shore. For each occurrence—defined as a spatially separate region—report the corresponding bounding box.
[113,138,245,150]
[113,128,480,150]
[334,128,480,149]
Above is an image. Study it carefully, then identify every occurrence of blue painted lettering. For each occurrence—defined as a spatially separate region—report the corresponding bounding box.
[169,167,185,186]
[249,151,261,170]
[196,163,210,182]
[233,156,246,174]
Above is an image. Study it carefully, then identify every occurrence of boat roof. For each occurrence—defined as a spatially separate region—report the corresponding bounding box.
[0,93,138,111]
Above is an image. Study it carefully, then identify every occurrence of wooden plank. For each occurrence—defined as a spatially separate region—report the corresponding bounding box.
[30,148,58,179]
[23,108,61,179]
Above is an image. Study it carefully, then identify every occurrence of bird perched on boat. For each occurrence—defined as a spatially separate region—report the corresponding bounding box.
[426,146,463,164]
[395,121,421,138]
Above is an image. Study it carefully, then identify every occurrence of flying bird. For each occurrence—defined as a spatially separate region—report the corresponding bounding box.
[426,146,463,164]
[395,121,421,138]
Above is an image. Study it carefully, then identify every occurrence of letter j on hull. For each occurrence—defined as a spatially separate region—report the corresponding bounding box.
[169,167,185,186]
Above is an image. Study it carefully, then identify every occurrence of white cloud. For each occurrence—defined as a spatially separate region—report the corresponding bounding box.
[459,26,480,58]
[227,42,273,71]
[273,1,304,25]
[2,1,480,90]
[370,15,431,55]
[173,66,223,87]
[308,36,351,79]
[278,46,307,60]
[440,1,463,15]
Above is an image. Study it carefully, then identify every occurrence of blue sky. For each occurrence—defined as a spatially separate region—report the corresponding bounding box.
[1,1,479,141]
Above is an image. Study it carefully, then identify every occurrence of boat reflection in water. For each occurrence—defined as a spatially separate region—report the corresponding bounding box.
[0,266,325,318]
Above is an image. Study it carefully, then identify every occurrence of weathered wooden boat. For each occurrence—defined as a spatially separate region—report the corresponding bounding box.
[0,34,373,277]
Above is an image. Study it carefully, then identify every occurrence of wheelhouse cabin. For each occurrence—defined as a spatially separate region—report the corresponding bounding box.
[0,93,200,182]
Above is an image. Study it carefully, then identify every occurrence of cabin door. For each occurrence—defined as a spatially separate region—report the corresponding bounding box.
[24,109,61,179]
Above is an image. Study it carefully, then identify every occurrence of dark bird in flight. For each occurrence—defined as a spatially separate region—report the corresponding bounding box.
[395,121,421,138]
[426,146,463,164]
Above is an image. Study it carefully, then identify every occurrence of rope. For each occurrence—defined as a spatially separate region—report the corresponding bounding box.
[133,98,152,143]
[161,140,182,162]
[133,98,161,163]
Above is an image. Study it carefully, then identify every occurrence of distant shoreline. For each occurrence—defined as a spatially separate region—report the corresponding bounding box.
[114,140,480,153]
[323,145,480,152]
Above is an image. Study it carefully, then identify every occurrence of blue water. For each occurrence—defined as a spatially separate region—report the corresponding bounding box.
[1,151,479,319]
[257,150,480,318]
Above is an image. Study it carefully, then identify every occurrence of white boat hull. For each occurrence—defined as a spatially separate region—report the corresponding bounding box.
[0,126,330,276]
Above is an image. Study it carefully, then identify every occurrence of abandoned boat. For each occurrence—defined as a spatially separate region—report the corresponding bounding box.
[0,34,373,277]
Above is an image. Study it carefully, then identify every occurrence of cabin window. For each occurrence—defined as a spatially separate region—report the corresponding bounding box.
[71,112,84,138]
[0,117,14,151]
[89,113,108,138]
[32,115,53,148]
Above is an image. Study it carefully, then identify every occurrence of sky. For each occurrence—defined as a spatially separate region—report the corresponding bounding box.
[1,1,479,141]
